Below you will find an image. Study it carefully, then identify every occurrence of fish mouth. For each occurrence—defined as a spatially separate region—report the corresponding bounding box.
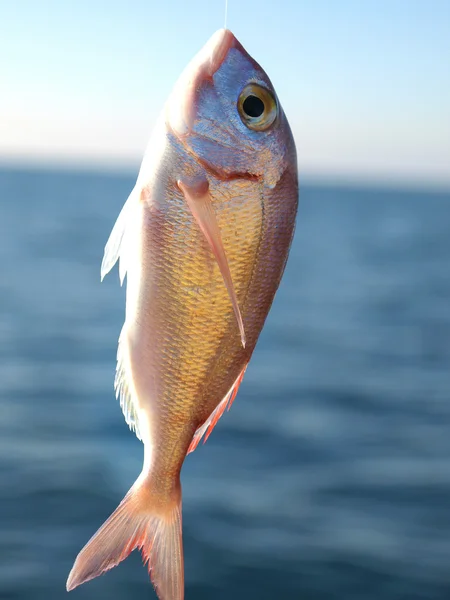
[200,29,237,78]
[166,29,240,137]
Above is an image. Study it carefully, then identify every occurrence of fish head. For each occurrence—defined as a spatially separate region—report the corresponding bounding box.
[166,29,297,188]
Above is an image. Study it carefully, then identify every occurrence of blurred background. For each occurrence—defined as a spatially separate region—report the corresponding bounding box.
[1,1,450,599]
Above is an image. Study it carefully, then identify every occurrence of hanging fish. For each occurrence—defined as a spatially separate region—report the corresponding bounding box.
[67,28,298,600]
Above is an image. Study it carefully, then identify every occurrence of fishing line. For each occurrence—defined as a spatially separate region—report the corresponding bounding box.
[224,0,228,29]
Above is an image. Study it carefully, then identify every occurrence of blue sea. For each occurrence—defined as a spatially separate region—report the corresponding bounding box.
[1,165,450,599]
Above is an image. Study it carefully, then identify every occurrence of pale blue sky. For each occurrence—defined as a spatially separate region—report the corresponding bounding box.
[1,0,449,185]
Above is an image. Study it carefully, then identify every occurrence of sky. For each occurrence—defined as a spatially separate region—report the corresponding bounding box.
[1,0,449,186]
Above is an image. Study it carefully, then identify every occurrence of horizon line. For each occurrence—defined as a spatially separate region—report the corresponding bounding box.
[1,156,449,195]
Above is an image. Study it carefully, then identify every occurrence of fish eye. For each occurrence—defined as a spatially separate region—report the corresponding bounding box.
[237,84,278,131]
[243,95,264,118]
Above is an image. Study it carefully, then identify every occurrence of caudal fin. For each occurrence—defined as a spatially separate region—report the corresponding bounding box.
[66,476,183,600]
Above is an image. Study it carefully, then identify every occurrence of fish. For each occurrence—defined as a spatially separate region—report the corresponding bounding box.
[66,28,298,600]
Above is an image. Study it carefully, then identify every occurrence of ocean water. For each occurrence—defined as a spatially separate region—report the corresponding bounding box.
[1,165,450,600]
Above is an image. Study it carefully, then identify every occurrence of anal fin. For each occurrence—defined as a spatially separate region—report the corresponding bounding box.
[188,364,247,454]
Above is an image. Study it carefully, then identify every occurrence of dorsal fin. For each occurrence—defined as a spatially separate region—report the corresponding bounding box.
[101,187,138,285]
[114,327,142,441]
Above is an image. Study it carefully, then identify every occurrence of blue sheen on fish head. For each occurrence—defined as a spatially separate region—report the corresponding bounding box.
[166,29,297,188]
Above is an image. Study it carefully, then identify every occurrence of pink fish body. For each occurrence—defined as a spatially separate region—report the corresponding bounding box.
[67,29,298,599]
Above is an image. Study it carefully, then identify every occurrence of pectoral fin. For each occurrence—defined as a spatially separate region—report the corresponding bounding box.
[178,177,246,347]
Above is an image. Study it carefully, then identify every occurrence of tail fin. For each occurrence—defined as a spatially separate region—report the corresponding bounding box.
[66,475,183,600]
